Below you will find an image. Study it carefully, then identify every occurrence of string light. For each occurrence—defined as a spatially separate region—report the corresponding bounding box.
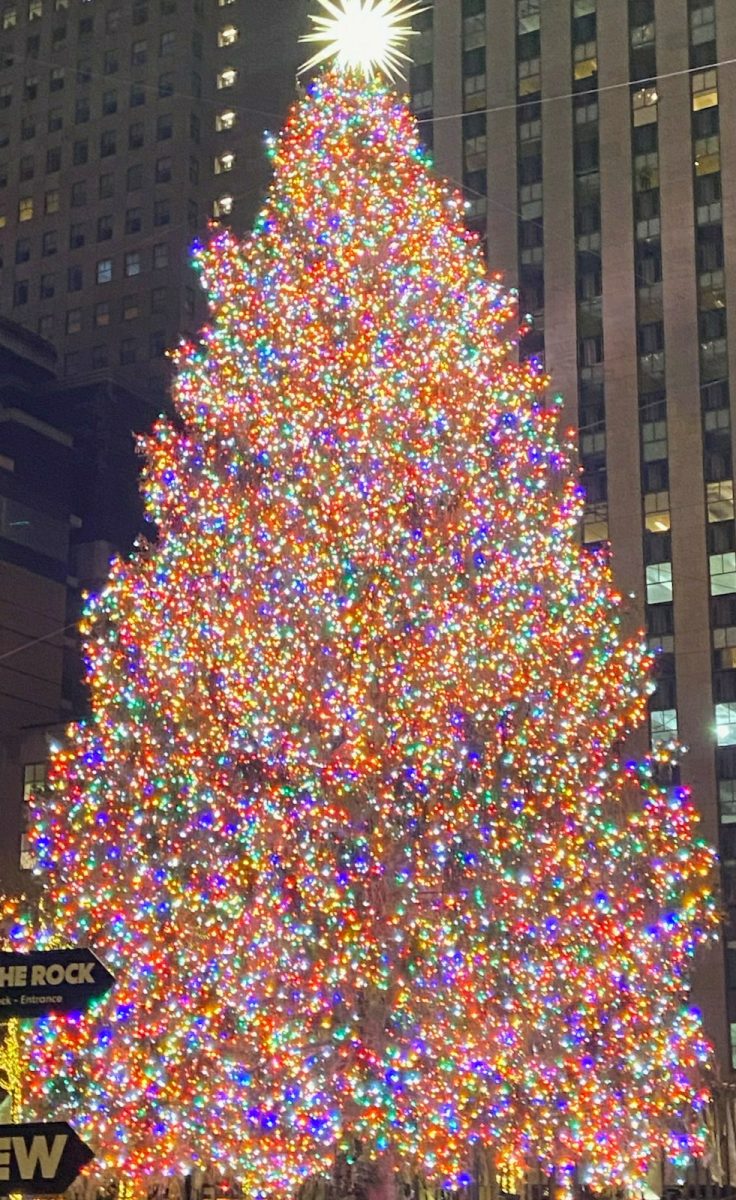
[10,69,717,1198]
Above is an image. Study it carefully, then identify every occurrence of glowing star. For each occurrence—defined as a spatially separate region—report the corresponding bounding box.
[300,0,427,79]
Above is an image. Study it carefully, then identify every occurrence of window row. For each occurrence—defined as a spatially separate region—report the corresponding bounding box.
[2,0,188,28]
[15,194,180,229]
[12,244,172,302]
[60,334,169,373]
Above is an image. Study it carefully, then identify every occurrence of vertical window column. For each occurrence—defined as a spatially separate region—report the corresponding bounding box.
[516,0,542,361]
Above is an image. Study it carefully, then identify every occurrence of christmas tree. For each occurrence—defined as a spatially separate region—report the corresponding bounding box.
[10,1,717,1195]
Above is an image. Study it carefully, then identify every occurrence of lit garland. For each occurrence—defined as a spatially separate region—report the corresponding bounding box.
[10,70,717,1197]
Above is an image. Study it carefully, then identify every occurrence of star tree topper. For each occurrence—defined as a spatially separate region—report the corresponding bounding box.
[300,0,428,79]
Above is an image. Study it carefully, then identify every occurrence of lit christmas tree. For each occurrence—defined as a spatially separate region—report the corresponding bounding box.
[11,1,717,1195]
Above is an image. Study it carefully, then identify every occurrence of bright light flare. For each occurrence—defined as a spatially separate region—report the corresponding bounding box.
[300,0,428,79]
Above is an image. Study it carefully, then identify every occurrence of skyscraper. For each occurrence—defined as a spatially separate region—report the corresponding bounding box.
[0,0,307,402]
[411,0,735,1074]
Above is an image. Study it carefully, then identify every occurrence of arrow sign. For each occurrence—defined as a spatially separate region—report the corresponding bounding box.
[0,948,115,1019]
[0,1122,94,1195]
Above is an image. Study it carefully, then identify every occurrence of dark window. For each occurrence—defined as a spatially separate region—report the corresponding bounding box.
[190,112,200,142]
[99,173,114,199]
[20,117,34,140]
[131,40,146,65]
[150,329,166,356]
[132,0,147,23]
[26,33,39,56]
[128,122,144,149]
[159,30,174,55]
[40,272,54,298]
[75,96,89,123]
[106,8,120,31]
[72,139,88,165]
[47,107,62,132]
[130,82,145,107]
[187,198,198,228]
[24,76,38,100]
[92,344,108,369]
[191,28,202,57]
[102,89,117,115]
[50,24,65,48]
[189,156,199,184]
[127,163,143,190]
[125,206,142,234]
[104,49,118,74]
[191,70,201,99]
[151,285,166,312]
[69,222,85,249]
[97,214,113,241]
[156,113,172,140]
[78,14,93,35]
[14,237,29,262]
[67,264,83,291]
[154,199,170,226]
[100,129,117,156]
[13,279,28,306]
[19,154,33,181]
[42,230,57,256]
[120,338,136,364]
[155,156,172,183]
[46,146,61,173]
[71,180,86,207]
[75,59,91,85]
[158,72,173,98]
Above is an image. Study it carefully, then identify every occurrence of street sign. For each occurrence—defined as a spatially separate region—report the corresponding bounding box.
[0,1122,94,1195]
[0,947,115,1019]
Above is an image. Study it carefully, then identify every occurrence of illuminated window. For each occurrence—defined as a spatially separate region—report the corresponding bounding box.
[632,86,658,126]
[582,502,608,544]
[462,12,484,50]
[646,562,672,605]
[44,189,59,214]
[214,194,233,217]
[123,295,139,320]
[96,258,112,284]
[18,196,32,222]
[650,709,677,748]
[463,72,486,111]
[517,57,540,97]
[214,152,235,174]
[217,67,237,89]
[28,0,41,18]
[711,553,736,596]
[464,135,486,173]
[517,0,539,33]
[95,301,110,326]
[692,69,718,111]
[125,250,141,276]
[20,762,45,870]
[695,135,720,175]
[574,42,597,81]
[714,626,736,670]
[216,110,236,132]
[708,481,735,523]
[717,704,736,747]
[644,491,670,533]
[218,24,238,46]
[2,5,15,27]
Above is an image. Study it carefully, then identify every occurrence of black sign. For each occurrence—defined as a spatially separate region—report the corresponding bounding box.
[0,1122,94,1195]
[0,948,115,1018]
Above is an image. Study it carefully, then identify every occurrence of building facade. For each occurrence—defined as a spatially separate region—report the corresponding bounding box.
[0,0,306,402]
[411,0,736,1074]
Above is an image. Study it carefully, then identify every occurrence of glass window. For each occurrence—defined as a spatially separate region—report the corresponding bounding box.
[127,164,143,191]
[123,294,139,320]
[125,251,141,276]
[650,708,678,748]
[94,301,109,326]
[38,314,53,338]
[28,0,41,18]
[106,8,120,32]
[156,113,172,140]
[120,338,136,365]
[708,481,735,523]
[215,109,236,132]
[125,207,142,234]
[155,156,172,183]
[158,72,173,98]
[214,152,235,174]
[14,236,29,262]
[96,258,112,283]
[40,272,54,298]
[131,40,147,65]
[97,215,113,242]
[42,230,57,255]
[646,561,673,604]
[13,278,28,305]
[692,69,718,111]
[130,82,146,107]
[711,552,736,595]
[92,344,108,370]
[48,108,62,133]
[66,306,81,333]
[644,490,671,532]
[104,49,118,74]
[67,264,82,291]
[19,154,33,181]
[217,67,237,89]
[159,29,175,54]
[153,241,168,267]
[44,189,59,214]
[214,194,232,218]
[153,200,170,226]
[100,130,117,156]
[18,196,32,221]
[151,286,166,312]
[99,173,114,199]
[632,85,658,125]
[717,703,736,747]
[218,24,238,46]
[2,6,16,28]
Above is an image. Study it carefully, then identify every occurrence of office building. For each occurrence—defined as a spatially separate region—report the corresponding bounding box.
[0,0,306,401]
[411,0,736,1074]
